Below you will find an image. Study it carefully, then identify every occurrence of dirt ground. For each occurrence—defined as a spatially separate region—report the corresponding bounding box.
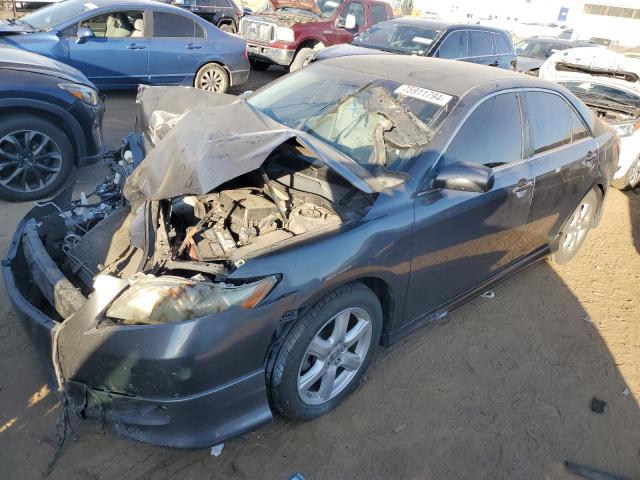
[0,70,638,480]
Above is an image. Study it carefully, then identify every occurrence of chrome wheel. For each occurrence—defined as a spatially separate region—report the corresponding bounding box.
[0,130,62,194]
[562,199,593,254]
[196,66,226,92]
[297,307,372,405]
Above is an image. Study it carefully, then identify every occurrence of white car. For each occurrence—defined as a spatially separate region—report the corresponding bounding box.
[540,47,640,189]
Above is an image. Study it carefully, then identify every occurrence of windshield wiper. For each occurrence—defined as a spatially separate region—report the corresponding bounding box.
[577,94,639,114]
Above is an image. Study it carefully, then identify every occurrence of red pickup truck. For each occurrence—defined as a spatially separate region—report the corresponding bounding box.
[239,0,393,71]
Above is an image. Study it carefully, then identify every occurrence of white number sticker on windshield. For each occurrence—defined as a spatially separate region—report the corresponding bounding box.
[394,84,452,106]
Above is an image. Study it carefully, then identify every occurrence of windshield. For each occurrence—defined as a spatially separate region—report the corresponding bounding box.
[561,81,640,110]
[19,0,98,30]
[353,22,441,55]
[248,64,457,173]
[516,40,568,59]
[317,0,344,18]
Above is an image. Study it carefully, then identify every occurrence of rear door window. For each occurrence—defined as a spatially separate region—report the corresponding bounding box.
[437,30,468,59]
[468,30,493,56]
[370,3,390,24]
[153,12,198,37]
[524,92,572,155]
[444,92,523,168]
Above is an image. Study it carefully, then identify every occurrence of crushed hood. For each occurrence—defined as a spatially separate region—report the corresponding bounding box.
[123,86,381,208]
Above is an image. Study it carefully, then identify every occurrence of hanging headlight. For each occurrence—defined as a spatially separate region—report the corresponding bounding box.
[613,122,638,138]
[106,275,278,325]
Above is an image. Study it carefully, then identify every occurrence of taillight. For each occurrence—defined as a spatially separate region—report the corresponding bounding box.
[243,44,248,59]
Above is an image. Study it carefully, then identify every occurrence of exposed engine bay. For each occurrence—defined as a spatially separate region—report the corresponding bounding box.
[37,141,371,297]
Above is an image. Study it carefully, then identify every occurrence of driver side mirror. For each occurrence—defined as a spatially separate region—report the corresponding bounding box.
[433,162,494,193]
[76,26,95,44]
[337,14,357,30]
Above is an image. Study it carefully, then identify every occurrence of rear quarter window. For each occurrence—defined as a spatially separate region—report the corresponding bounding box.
[494,33,512,54]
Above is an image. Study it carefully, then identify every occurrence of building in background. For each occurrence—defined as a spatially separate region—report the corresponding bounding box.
[569,1,640,47]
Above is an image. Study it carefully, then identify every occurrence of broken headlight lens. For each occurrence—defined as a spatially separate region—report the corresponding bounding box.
[105,275,278,325]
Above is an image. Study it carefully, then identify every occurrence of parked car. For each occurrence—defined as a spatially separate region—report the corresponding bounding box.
[239,0,393,71]
[313,18,516,70]
[514,36,594,75]
[540,47,640,189]
[171,0,244,34]
[0,45,105,202]
[0,0,249,92]
[4,55,617,448]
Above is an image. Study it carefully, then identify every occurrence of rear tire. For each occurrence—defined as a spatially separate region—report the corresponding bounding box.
[289,47,314,72]
[551,188,599,265]
[249,59,270,71]
[612,156,640,190]
[0,115,73,202]
[194,63,229,93]
[268,282,382,421]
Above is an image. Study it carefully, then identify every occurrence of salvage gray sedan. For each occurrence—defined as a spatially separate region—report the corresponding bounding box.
[4,56,617,448]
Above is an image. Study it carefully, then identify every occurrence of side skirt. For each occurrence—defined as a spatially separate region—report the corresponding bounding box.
[384,244,551,346]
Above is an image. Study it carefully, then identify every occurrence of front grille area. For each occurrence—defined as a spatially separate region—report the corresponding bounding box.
[240,18,275,44]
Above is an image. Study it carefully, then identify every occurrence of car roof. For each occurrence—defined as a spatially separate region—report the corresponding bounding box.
[321,54,558,97]
[386,17,510,35]
[64,0,185,10]
[523,37,583,45]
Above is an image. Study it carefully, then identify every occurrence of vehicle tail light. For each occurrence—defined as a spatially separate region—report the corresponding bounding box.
[243,44,248,59]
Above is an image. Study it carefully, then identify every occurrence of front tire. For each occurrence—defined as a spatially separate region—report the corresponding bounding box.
[218,23,235,34]
[194,63,229,93]
[268,282,382,421]
[0,115,73,202]
[551,188,599,265]
[289,47,314,72]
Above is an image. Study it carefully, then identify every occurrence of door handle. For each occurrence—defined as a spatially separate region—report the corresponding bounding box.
[583,150,597,167]
[186,44,202,49]
[127,43,145,49]
[512,179,533,197]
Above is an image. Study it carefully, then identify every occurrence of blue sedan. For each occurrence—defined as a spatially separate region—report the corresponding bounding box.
[0,0,249,92]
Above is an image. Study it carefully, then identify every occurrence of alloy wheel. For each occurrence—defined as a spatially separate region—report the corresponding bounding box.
[297,307,372,405]
[0,130,63,194]
[197,67,225,92]
[562,200,593,254]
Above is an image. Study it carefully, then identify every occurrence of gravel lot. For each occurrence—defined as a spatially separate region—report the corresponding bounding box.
[0,69,638,480]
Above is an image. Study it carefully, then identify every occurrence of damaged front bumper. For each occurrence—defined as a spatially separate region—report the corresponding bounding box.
[2,203,296,449]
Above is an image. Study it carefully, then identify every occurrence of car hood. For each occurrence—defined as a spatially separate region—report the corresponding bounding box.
[269,0,320,14]
[313,43,392,62]
[123,86,384,208]
[516,56,544,73]
[0,21,33,35]
[540,47,640,86]
[0,45,91,85]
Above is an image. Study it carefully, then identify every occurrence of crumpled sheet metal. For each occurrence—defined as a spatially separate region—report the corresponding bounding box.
[123,86,379,208]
